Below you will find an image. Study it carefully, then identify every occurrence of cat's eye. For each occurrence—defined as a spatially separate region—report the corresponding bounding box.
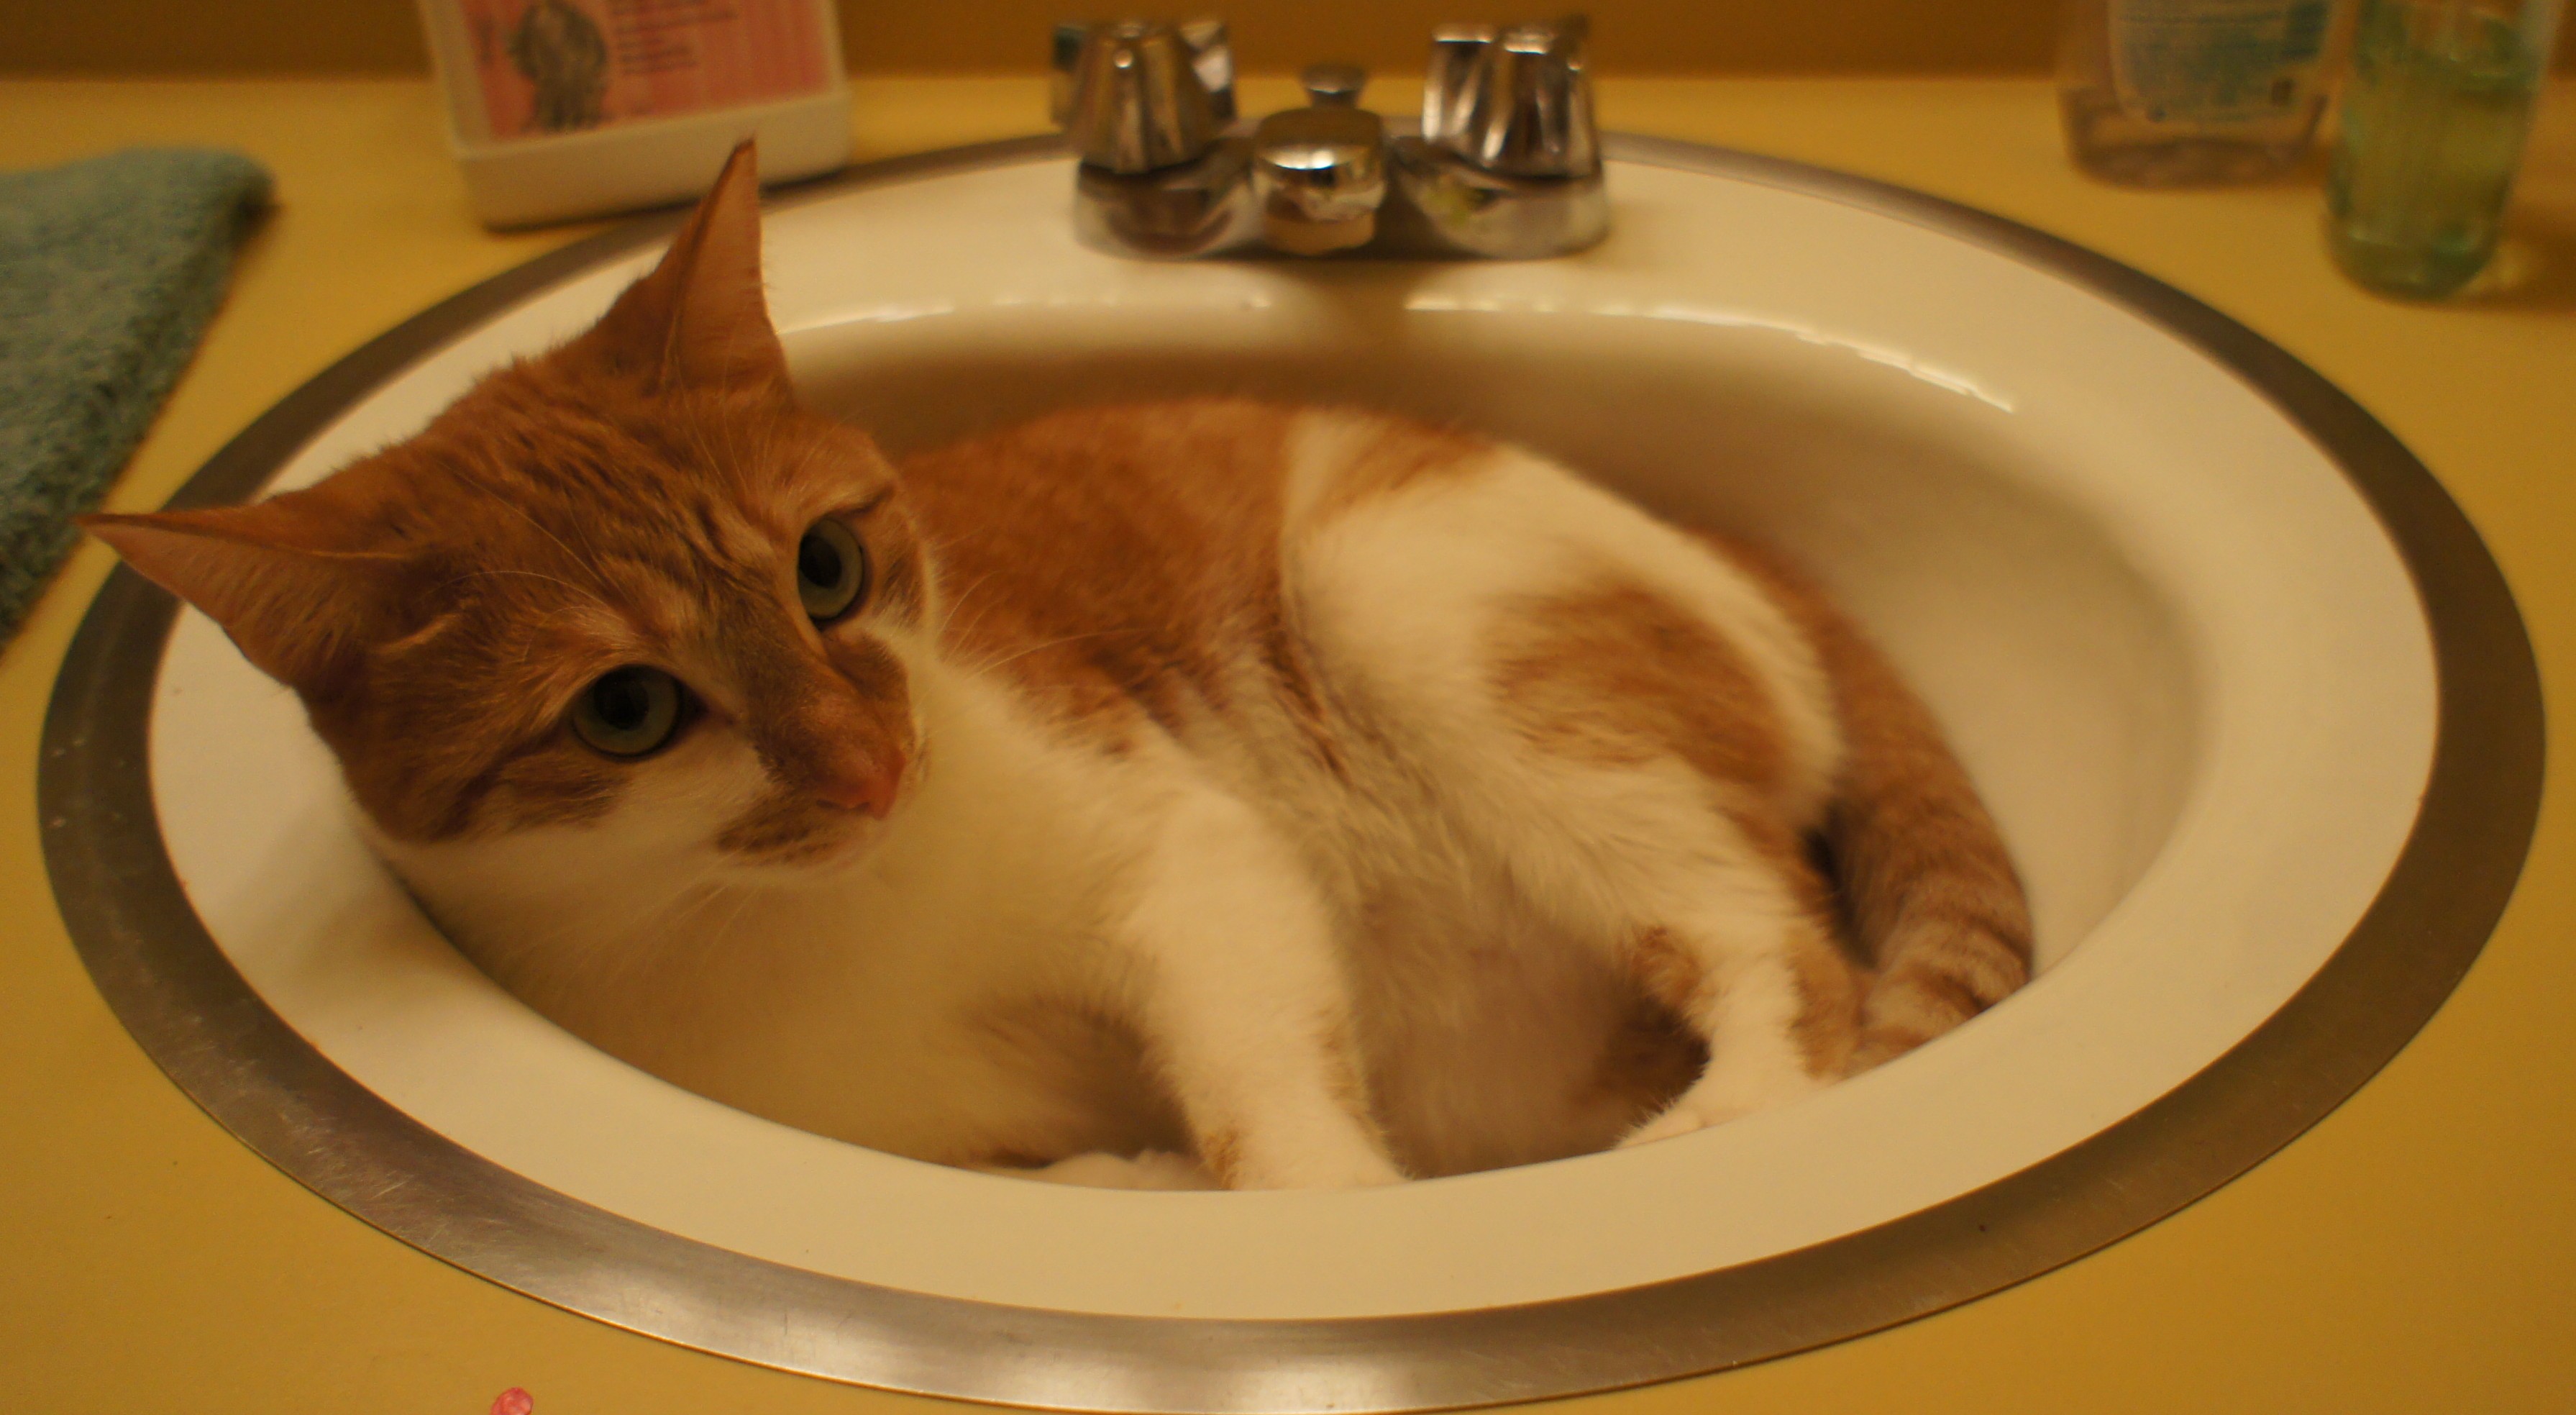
[797,518,869,623]
[570,666,685,758]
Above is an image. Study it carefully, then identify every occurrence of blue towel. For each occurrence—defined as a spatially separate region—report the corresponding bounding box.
[0,147,270,645]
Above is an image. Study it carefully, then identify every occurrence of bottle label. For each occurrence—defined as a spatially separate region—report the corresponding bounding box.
[454,0,833,143]
[2110,0,2332,124]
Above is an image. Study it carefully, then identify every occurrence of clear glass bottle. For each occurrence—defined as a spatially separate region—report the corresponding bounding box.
[2060,0,2345,184]
[2327,0,2562,297]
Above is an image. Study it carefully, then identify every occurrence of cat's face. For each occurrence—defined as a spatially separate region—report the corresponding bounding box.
[88,145,932,877]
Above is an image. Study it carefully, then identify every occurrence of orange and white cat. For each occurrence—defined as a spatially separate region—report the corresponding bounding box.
[87,147,2029,1190]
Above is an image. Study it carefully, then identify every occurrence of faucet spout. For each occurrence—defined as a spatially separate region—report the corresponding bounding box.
[1253,64,1388,255]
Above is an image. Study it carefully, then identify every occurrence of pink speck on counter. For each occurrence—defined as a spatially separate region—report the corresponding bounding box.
[490,1389,534,1415]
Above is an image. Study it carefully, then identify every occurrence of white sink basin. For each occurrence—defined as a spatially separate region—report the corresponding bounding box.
[42,136,2539,1410]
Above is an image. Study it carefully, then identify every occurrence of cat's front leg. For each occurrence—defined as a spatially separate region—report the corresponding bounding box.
[1112,784,1403,1190]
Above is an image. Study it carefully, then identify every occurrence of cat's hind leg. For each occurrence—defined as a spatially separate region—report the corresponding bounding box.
[1605,833,1863,1145]
[1464,740,1863,1143]
[1471,585,1866,1139]
[1296,442,1862,1142]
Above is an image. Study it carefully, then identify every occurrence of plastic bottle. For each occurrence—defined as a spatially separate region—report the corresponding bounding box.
[415,0,851,228]
[2060,0,2347,184]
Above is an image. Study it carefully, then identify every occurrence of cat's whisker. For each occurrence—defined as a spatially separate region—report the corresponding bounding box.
[449,465,613,586]
[509,873,695,962]
[932,568,1005,647]
[967,626,1148,675]
[588,872,735,986]
[433,567,611,606]
[697,882,764,962]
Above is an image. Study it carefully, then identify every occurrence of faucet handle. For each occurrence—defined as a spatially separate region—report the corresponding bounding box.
[1421,14,1599,179]
[1052,17,1235,135]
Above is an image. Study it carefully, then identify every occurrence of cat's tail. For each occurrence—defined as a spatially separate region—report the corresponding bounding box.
[1721,539,2034,1073]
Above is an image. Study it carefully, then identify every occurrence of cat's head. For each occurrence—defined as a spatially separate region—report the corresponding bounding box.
[87,145,932,879]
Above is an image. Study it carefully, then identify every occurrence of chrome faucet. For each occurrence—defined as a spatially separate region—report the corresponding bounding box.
[1054,16,1607,260]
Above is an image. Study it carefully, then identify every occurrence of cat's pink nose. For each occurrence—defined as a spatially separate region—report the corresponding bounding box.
[813,752,903,818]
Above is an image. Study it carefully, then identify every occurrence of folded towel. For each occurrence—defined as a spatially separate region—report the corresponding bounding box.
[0,147,270,645]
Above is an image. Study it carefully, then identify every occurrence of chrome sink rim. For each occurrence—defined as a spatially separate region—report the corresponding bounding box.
[38,133,2543,1412]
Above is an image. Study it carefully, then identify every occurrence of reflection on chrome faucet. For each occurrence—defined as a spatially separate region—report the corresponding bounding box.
[1054,16,1609,260]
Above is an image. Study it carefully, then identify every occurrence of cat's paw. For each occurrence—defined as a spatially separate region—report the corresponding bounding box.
[1018,1151,1222,1190]
[1123,1150,1224,1190]
[1620,1069,1825,1149]
[1274,1152,1408,1189]
[1219,1142,1407,1190]
[1847,1024,1929,1075]
[1616,1099,1751,1150]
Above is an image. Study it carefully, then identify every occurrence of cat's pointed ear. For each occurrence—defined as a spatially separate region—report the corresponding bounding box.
[583,140,787,392]
[82,498,406,696]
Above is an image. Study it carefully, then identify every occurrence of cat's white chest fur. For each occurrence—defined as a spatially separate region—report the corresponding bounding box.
[380,658,1188,1163]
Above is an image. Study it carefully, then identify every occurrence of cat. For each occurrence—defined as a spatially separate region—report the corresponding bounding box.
[86,144,2030,1190]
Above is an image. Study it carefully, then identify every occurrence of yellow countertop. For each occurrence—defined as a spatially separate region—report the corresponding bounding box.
[2,76,2571,1414]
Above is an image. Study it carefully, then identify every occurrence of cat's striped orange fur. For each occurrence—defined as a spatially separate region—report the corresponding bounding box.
[86,144,2028,1188]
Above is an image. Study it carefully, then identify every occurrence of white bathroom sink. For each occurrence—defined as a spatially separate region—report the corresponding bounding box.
[41,135,2539,1411]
